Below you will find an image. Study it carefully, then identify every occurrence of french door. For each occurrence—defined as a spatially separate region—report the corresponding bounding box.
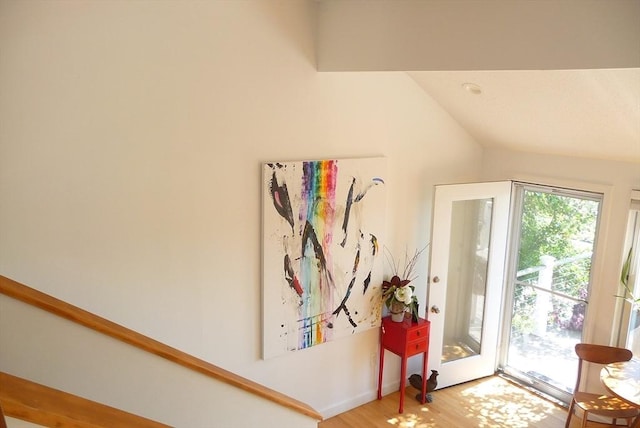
[428,181,602,398]
[499,183,602,403]
[427,181,511,388]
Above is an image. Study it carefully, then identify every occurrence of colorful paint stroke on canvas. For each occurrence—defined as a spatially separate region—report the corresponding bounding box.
[262,157,387,358]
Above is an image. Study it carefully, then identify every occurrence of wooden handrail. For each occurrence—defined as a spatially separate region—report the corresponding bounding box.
[0,275,323,421]
[0,372,170,427]
[0,400,7,428]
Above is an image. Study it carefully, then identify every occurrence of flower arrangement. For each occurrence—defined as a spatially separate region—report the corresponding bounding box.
[382,276,418,321]
[382,246,427,322]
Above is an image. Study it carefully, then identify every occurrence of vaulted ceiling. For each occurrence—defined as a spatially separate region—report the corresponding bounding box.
[408,69,640,163]
[316,0,640,163]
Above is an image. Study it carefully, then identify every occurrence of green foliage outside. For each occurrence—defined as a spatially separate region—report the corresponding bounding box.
[512,190,599,337]
[518,191,597,272]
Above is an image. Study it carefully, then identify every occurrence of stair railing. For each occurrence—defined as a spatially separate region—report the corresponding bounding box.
[0,275,322,421]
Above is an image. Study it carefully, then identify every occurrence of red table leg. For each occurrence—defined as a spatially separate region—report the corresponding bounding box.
[399,353,407,413]
[377,345,384,400]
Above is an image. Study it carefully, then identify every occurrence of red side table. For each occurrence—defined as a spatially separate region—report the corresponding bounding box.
[377,315,430,413]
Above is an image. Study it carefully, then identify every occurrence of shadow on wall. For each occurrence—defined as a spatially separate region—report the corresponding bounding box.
[255,1,317,69]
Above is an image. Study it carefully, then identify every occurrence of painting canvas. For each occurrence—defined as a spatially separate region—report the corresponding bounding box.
[262,157,387,359]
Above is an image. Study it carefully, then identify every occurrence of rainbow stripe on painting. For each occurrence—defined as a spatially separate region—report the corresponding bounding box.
[298,160,338,349]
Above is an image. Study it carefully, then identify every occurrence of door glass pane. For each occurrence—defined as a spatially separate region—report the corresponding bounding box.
[442,198,493,363]
[505,186,601,401]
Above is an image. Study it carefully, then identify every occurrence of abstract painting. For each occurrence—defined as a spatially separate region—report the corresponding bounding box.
[262,157,387,359]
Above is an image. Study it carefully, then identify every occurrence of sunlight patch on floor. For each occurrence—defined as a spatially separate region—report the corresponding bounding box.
[380,377,562,427]
[320,375,567,428]
[387,411,436,428]
[459,377,558,427]
[442,341,476,363]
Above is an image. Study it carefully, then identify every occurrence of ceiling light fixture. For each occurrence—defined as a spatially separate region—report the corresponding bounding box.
[462,82,482,95]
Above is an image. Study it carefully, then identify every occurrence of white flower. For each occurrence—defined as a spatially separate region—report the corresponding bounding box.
[394,286,413,305]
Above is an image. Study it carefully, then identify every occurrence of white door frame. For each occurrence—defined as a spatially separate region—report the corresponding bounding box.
[428,181,512,388]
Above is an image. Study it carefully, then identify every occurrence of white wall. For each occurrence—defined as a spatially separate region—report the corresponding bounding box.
[0,0,483,420]
[6,417,44,428]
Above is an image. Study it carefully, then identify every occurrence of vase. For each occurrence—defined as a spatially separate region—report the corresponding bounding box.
[390,301,406,322]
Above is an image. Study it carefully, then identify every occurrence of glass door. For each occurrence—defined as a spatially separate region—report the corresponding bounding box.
[500,183,602,403]
[622,193,640,356]
[428,181,511,388]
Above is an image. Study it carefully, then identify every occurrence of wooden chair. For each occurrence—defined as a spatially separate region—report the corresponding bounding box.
[565,343,639,428]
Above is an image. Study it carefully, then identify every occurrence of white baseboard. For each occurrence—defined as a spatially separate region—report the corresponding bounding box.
[319,380,402,419]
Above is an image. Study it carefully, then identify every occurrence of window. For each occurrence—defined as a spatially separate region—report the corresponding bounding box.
[620,191,640,356]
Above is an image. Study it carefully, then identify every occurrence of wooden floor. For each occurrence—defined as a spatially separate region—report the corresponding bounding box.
[320,376,615,428]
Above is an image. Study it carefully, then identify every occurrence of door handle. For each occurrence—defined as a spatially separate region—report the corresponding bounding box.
[430,305,440,314]
[432,276,440,283]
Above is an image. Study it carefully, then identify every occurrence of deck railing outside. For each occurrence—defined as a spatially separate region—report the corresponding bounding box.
[509,252,591,394]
